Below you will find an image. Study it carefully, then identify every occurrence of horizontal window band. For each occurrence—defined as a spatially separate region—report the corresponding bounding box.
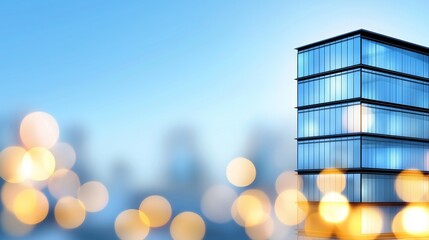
[296,133,429,143]
[303,201,427,206]
[298,230,401,239]
[296,64,429,82]
[296,168,429,175]
[296,29,429,55]
[297,98,429,113]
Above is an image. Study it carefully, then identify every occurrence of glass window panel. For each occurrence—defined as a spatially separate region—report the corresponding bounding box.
[354,71,360,98]
[298,83,303,106]
[354,37,361,64]
[320,46,325,72]
[361,39,429,78]
[314,48,320,74]
[330,44,336,71]
[298,52,304,77]
[336,42,342,69]
[309,49,314,75]
[342,40,347,68]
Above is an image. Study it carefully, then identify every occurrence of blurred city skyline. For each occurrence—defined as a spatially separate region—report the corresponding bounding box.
[2,1,429,239]
[2,0,429,187]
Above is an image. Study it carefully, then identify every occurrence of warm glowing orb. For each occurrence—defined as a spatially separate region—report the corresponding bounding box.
[319,192,350,223]
[24,147,56,181]
[232,189,271,227]
[317,169,346,194]
[20,112,59,149]
[395,169,426,202]
[55,197,86,229]
[78,181,109,212]
[12,188,49,225]
[115,209,150,240]
[170,212,206,240]
[402,205,429,236]
[275,189,309,225]
[275,171,303,194]
[139,195,172,228]
[226,157,256,187]
[0,146,29,183]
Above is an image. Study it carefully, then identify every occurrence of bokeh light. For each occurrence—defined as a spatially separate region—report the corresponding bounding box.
[139,195,172,228]
[170,211,206,240]
[231,189,271,227]
[1,209,34,237]
[12,188,49,225]
[51,142,76,170]
[245,217,274,240]
[336,206,383,240]
[1,183,32,212]
[304,212,335,238]
[395,169,427,202]
[24,147,56,181]
[317,169,346,194]
[361,207,383,236]
[0,146,29,183]
[201,184,237,223]
[55,197,86,229]
[275,171,302,194]
[78,181,109,212]
[319,192,350,223]
[115,209,150,240]
[275,189,308,225]
[48,169,80,199]
[226,157,256,187]
[402,205,429,236]
[336,207,362,239]
[20,111,59,149]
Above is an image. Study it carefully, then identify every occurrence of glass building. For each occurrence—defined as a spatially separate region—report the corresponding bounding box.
[296,29,429,238]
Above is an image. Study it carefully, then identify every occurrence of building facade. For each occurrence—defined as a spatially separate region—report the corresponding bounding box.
[296,30,429,238]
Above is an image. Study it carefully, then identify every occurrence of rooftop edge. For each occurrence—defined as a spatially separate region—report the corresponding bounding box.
[296,29,429,55]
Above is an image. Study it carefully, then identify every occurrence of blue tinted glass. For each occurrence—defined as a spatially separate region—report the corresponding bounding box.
[330,44,336,71]
[362,39,429,78]
[319,47,325,72]
[298,83,303,106]
[362,70,429,108]
[298,53,304,77]
[314,48,320,74]
[303,51,308,76]
[342,40,347,68]
[298,103,361,137]
[362,104,429,139]
[336,43,341,69]
[353,37,361,64]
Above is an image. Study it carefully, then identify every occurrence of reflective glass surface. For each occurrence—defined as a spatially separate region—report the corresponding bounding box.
[362,69,429,109]
[298,36,360,78]
[298,69,360,106]
[298,137,360,170]
[302,173,361,202]
[362,137,429,171]
[362,103,429,139]
[362,39,429,78]
[299,103,429,139]
[298,103,360,138]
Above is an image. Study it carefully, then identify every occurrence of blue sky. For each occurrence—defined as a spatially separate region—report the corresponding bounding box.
[2,0,429,186]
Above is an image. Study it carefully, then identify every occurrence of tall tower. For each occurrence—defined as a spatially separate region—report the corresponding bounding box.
[296,29,429,239]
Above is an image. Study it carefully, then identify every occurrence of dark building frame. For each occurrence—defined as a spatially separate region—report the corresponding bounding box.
[296,29,429,238]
